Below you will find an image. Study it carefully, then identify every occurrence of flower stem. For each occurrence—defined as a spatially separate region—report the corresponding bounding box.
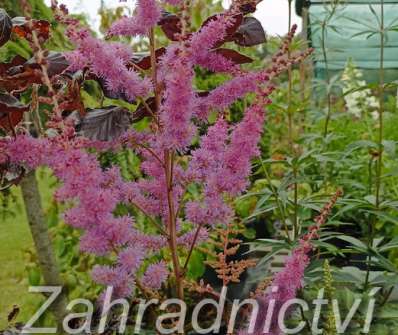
[165,150,184,300]
[365,0,384,289]
[149,27,184,300]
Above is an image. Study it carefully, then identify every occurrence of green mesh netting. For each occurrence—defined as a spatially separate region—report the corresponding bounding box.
[307,0,398,82]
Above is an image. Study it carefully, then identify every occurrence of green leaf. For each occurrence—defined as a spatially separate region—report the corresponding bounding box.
[28,267,42,286]
[370,251,397,273]
[380,237,398,252]
[334,236,368,251]
[186,250,205,280]
[377,304,398,319]
[243,228,256,240]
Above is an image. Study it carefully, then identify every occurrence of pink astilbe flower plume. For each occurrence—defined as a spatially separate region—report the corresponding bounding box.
[6,134,167,293]
[189,13,239,72]
[65,32,151,101]
[108,0,161,37]
[142,261,169,290]
[158,46,196,150]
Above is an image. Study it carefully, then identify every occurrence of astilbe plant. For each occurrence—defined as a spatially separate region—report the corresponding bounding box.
[1,0,311,329]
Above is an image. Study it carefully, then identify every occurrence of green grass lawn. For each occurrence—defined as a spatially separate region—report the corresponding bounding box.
[0,170,56,330]
[0,186,39,329]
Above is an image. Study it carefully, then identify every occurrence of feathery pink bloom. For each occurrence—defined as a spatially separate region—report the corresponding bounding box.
[193,72,260,120]
[189,14,238,72]
[177,227,209,247]
[142,261,169,290]
[65,30,151,101]
[187,103,266,227]
[92,265,133,298]
[158,47,196,150]
[118,246,146,273]
[251,248,310,335]
[5,134,166,293]
[108,0,161,37]
[5,6,303,300]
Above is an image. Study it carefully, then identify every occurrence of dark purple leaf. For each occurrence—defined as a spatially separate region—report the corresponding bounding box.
[25,51,69,77]
[128,47,166,70]
[0,55,26,76]
[0,9,12,47]
[0,66,40,92]
[0,93,30,113]
[201,13,243,48]
[75,106,131,141]
[233,17,266,47]
[12,17,50,41]
[158,11,181,41]
[134,97,156,122]
[0,93,29,131]
[0,53,68,92]
[214,48,253,64]
[238,2,258,14]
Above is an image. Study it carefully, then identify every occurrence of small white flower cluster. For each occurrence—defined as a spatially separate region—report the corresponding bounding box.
[341,60,379,119]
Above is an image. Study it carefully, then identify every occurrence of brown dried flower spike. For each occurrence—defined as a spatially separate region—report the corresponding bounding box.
[205,222,256,286]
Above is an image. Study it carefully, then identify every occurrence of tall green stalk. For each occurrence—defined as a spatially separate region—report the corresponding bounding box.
[321,1,339,137]
[287,0,294,147]
[365,0,385,289]
[375,0,385,210]
[321,21,332,137]
[286,0,299,240]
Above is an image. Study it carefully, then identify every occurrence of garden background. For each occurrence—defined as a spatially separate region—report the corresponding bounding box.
[1,0,398,334]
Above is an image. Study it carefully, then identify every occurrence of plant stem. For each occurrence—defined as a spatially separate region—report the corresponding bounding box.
[165,150,184,301]
[293,165,299,239]
[20,171,67,333]
[260,160,291,242]
[321,1,339,137]
[149,27,184,301]
[183,222,205,270]
[287,0,299,240]
[287,0,294,147]
[375,1,385,210]
[321,21,332,137]
[365,0,385,289]
[149,28,160,117]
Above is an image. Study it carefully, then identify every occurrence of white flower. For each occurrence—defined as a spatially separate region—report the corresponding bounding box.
[342,60,379,119]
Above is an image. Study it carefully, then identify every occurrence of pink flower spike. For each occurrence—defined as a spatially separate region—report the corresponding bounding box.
[108,0,161,37]
[142,261,169,290]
